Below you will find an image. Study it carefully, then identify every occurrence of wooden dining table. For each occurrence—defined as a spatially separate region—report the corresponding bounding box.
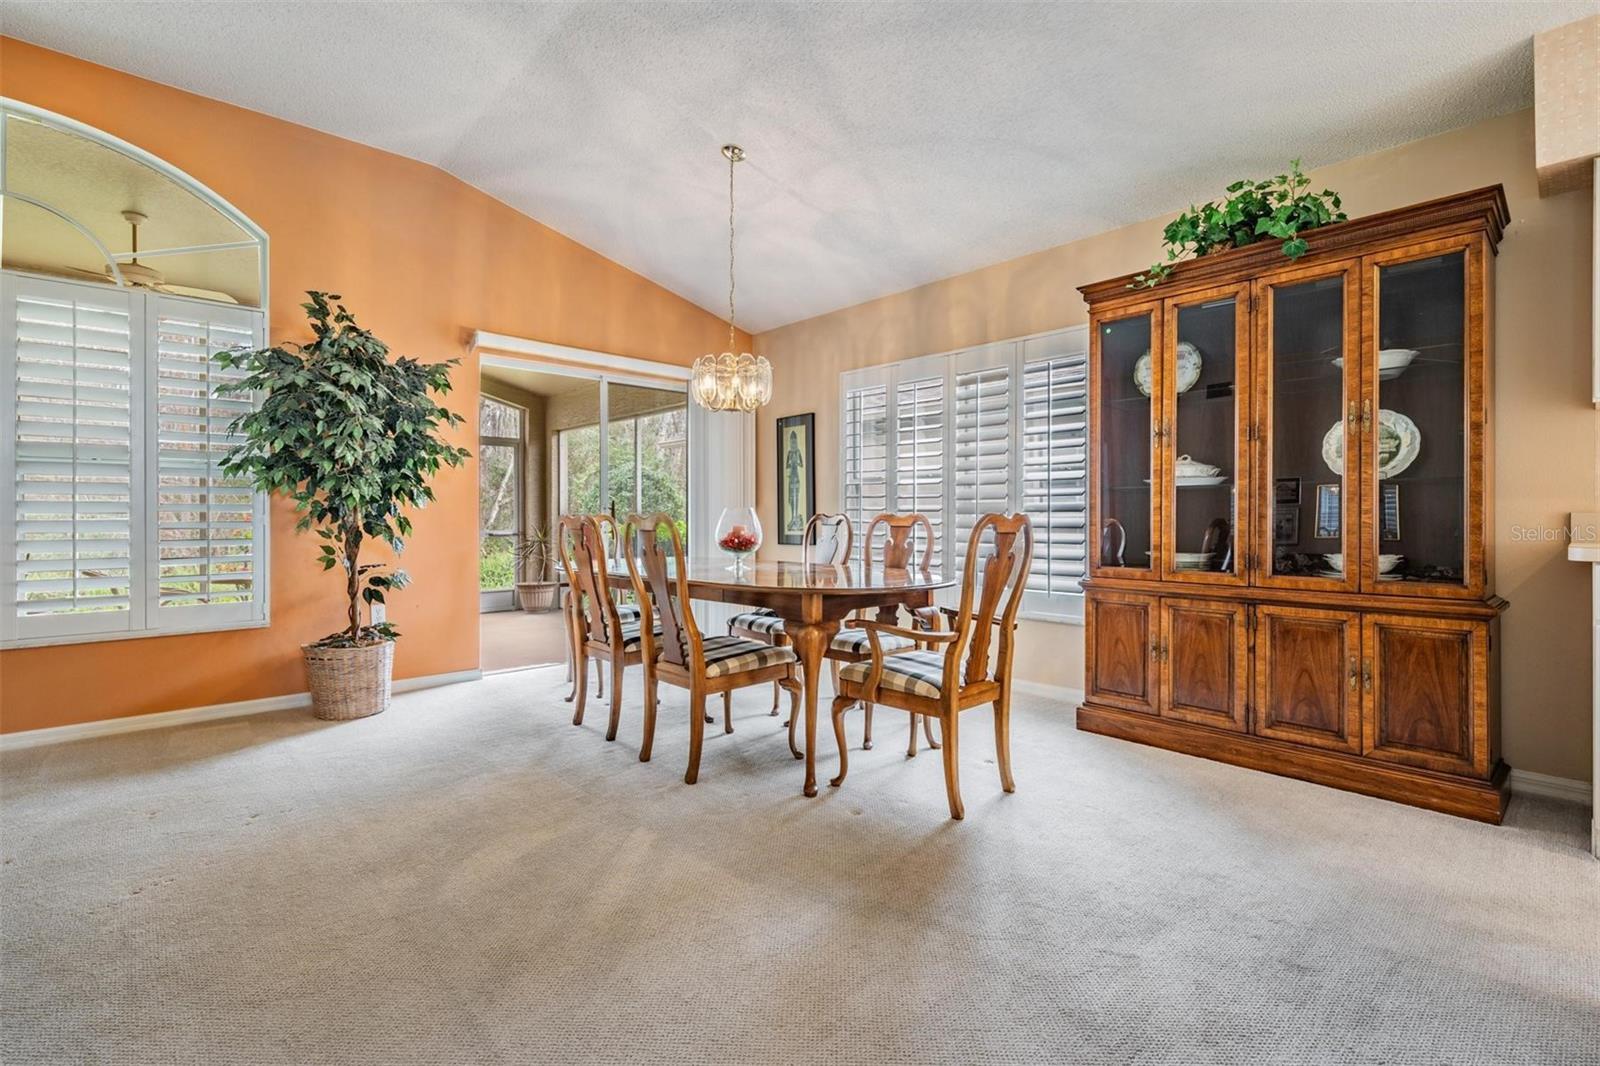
[606,557,954,796]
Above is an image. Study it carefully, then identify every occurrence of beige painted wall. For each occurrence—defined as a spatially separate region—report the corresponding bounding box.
[753,108,1596,782]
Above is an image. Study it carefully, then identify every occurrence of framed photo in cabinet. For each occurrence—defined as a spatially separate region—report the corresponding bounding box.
[1275,477,1301,506]
[1273,506,1300,545]
[1315,484,1341,539]
[1380,483,1402,542]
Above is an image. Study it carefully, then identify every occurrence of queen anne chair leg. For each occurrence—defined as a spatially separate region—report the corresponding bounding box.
[941,711,964,820]
[723,690,733,735]
[770,681,780,716]
[686,691,707,785]
[907,714,919,758]
[924,713,941,750]
[639,669,659,763]
[606,656,625,742]
[572,652,589,726]
[994,697,1015,793]
[862,703,874,750]
[595,658,605,699]
[828,695,854,787]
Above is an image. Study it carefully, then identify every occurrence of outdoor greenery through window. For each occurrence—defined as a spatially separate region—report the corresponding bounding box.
[559,386,687,543]
[478,397,522,591]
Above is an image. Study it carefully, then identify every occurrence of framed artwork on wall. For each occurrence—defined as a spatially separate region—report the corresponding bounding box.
[1380,483,1401,541]
[776,412,816,545]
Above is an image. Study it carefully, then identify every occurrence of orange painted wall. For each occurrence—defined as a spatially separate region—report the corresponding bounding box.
[0,39,745,733]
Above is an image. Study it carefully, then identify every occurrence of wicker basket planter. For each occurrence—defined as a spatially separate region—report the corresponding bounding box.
[303,640,394,720]
[515,580,561,613]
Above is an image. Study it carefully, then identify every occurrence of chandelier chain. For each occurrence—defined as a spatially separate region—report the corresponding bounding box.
[727,148,736,351]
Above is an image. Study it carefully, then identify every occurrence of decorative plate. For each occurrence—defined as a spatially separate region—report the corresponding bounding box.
[1321,409,1421,479]
[1134,342,1202,397]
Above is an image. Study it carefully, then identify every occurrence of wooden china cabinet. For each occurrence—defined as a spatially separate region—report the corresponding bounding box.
[1077,187,1511,822]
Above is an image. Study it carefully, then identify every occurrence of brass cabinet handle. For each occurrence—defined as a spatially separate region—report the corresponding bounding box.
[1361,398,1373,431]
[1348,656,1360,690]
[1361,659,1373,693]
[1347,399,1360,429]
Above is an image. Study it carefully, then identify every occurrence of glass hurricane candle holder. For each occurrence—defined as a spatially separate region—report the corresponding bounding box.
[714,507,762,574]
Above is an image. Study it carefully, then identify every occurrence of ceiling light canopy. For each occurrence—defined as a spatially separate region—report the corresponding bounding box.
[691,145,771,412]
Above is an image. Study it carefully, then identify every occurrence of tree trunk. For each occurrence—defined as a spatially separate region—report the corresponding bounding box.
[344,521,363,643]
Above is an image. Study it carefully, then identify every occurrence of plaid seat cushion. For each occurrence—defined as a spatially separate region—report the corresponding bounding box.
[700,634,798,678]
[729,609,786,637]
[829,627,915,656]
[614,620,662,648]
[614,602,641,623]
[837,649,946,700]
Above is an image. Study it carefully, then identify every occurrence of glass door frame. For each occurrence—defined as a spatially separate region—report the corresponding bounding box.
[1088,298,1163,581]
[1251,258,1363,594]
[1359,233,1487,601]
[1159,281,1251,588]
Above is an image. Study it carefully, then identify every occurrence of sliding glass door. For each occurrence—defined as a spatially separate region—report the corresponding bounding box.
[547,377,689,542]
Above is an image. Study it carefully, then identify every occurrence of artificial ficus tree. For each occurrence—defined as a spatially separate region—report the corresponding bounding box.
[216,292,470,646]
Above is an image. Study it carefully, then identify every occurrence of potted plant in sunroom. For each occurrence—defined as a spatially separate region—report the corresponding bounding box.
[513,526,562,612]
[216,292,470,720]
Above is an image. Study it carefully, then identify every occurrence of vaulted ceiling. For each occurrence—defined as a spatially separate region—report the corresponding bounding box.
[1,1,1587,331]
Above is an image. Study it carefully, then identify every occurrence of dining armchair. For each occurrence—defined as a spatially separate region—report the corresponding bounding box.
[831,512,942,755]
[625,513,802,783]
[727,512,853,728]
[557,514,655,742]
[828,512,1033,819]
[562,513,640,702]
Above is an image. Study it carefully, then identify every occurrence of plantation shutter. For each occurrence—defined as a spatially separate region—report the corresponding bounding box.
[893,358,947,571]
[1,275,143,641]
[1021,330,1089,602]
[840,369,889,565]
[951,344,1015,571]
[149,297,266,626]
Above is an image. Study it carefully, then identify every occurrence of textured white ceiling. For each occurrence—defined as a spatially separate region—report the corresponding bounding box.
[1,1,1588,331]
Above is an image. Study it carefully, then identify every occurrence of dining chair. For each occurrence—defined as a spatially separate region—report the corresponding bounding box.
[830,512,942,755]
[625,512,802,783]
[828,512,1033,819]
[562,513,641,702]
[557,514,656,742]
[726,512,853,725]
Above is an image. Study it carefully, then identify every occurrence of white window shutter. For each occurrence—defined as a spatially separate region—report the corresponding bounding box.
[1021,329,1090,601]
[2,275,144,642]
[149,296,266,627]
[893,360,947,571]
[840,370,890,565]
[951,343,1015,571]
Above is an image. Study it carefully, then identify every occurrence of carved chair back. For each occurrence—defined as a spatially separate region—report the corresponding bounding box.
[624,512,700,671]
[558,514,625,648]
[804,512,854,567]
[863,512,935,572]
[942,513,1033,691]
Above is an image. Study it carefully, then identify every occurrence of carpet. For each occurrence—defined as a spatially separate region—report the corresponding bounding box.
[2,667,1596,1064]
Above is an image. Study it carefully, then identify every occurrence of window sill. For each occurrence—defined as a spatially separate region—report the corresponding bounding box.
[2,617,271,652]
[1019,600,1085,626]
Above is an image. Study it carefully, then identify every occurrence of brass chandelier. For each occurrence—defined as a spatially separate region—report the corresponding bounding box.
[691,145,772,412]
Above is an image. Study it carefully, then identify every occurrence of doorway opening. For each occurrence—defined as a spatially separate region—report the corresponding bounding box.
[477,358,688,673]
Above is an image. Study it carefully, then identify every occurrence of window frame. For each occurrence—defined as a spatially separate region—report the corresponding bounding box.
[838,324,1089,624]
[477,395,525,592]
[1,273,271,649]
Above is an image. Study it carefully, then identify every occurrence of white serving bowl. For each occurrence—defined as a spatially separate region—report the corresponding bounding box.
[1324,553,1403,574]
[1173,454,1221,478]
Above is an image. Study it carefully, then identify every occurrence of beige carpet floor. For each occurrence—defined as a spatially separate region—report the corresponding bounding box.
[2,667,1596,1065]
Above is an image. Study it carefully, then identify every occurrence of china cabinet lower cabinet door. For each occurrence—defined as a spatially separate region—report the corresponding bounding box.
[1159,598,1247,731]
[1361,614,1490,777]
[1252,605,1362,753]
[1086,591,1158,715]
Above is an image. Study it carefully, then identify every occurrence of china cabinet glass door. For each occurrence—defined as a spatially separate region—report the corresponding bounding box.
[1365,239,1481,596]
[1091,305,1159,576]
[1255,263,1360,592]
[1162,285,1248,584]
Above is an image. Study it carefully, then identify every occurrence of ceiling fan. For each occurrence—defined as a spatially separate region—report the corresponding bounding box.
[54,210,239,304]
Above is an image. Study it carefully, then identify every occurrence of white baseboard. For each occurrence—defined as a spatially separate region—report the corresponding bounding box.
[1509,769,1592,806]
[0,668,484,752]
[1012,680,1086,706]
